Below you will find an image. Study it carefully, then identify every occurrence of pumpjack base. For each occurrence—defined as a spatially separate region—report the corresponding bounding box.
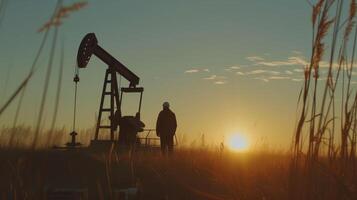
[89,140,116,151]
[52,145,83,150]
[88,140,161,152]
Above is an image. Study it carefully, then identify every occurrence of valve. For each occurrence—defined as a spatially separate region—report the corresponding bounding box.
[73,74,80,83]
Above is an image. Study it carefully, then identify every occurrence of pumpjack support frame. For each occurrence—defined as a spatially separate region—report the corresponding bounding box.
[95,67,120,141]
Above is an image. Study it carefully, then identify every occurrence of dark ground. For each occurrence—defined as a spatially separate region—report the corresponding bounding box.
[0,147,237,200]
[2,146,354,200]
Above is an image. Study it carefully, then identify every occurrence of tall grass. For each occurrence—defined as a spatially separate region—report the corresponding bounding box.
[292,0,357,199]
[0,1,88,149]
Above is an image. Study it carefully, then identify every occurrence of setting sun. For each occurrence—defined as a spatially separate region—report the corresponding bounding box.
[226,134,249,152]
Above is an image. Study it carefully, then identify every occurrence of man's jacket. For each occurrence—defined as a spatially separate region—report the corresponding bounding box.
[156,108,177,137]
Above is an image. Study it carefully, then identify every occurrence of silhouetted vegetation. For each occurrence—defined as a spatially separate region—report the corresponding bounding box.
[1,0,357,199]
[291,0,357,199]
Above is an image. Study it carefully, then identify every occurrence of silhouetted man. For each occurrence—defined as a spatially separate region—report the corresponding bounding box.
[156,102,177,155]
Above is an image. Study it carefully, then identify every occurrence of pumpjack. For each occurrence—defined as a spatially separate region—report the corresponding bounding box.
[76,33,145,146]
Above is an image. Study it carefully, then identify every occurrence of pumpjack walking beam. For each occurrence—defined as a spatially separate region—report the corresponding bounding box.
[77,33,143,141]
[77,33,139,87]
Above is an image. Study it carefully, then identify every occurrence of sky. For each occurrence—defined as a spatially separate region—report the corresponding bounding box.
[0,0,351,148]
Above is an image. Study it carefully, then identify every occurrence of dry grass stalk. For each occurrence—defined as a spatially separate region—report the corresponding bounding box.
[48,37,65,141]
[38,1,88,33]
[291,0,357,197]
[0,0,62,119]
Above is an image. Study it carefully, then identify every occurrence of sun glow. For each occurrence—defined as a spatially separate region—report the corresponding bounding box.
[226,133,249,152]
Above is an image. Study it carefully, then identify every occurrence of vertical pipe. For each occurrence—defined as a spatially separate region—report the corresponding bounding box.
[138,92,143,114]
[32,23,59,149]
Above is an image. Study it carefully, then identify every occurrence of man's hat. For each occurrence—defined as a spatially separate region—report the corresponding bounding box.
[163,102,170,108]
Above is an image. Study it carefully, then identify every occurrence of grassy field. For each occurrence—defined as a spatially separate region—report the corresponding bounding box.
[0,145,289,200]
[0,132,356,200]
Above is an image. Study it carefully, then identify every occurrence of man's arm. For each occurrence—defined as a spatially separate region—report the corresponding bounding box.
[156,112,161,136]
[172,113,177,134]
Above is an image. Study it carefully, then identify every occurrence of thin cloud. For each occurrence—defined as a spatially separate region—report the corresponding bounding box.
[214,81,226,85]
[317,61,349,68]
[185,69,199,73]
[246,70,265,75]
[292,50,302,54]
[203,75,226,84]
[246,70,280,75]
[255,57,308,67]
[269,76,291,80]
[285,70,293,75]
[230,66,241,69]
[225,65,241,72]
[246,56,264,62]
[203,75,217,80]
[247,53,357,70]
[292,78,304,82]
[236,71,245,75]
[294,68,304,73]
[254,77,269,82]
[219,76,227,79]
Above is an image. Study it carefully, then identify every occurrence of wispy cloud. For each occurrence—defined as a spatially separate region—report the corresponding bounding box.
[185,52,357,85]
[246,56,265,62]
[269,76,291,80]
[230,66,241,69]
[246,70,280,75]
[203,74,227,85]
[292,78,304,82]
[214,81,227,85]
[246,54,309,67]
[294,68,304,73]
[285,70,293,75]
[318,61,343,68]
[254,77,269,82]
[203,75,217,80]
[255,57,308,67]
[185,67,212,74]
[236,71,245,75]
[255,57,357,69]
[203,75,226,80]
[185,69,199,73]
[292,50,302,54]
[246,53,357,72]
[225,65,242,72]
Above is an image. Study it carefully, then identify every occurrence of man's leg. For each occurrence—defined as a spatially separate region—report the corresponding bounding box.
[168,135,174,155]
[160,135,167,155]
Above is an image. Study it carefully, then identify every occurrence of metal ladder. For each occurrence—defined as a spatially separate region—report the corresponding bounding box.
[95,67,120,141]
